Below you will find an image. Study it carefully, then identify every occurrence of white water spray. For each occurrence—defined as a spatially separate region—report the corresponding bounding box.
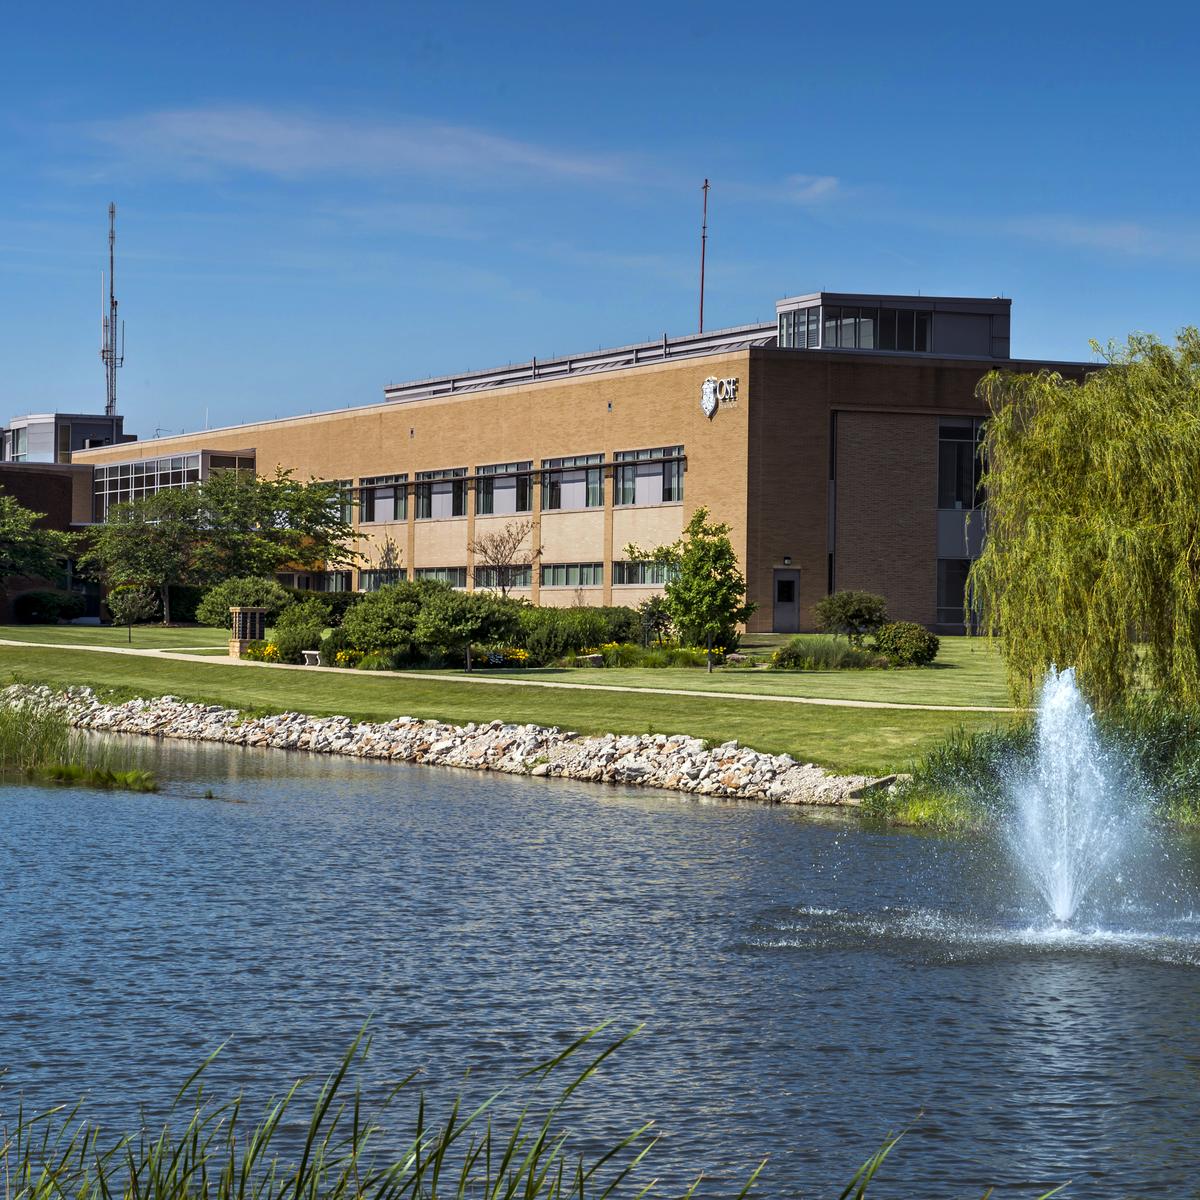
[1007,666,1138,924]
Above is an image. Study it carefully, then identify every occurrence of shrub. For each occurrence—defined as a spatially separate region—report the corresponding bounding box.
[771,635,877,671]
[281,587,360,626]
[12,590,86,624]
[241,640,281,662]
[341,580,447,655]
[356,649,403,671]
[415,590,523,670]
[593,606,641,643]
[873,621,940,666]
[814,590,889,645]
[166,584,205,624]
[196,577,296,628]
[268,597,330,664]
[520,607,608,664]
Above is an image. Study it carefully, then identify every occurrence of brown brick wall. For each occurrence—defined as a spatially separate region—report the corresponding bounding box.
[834,411,938,625]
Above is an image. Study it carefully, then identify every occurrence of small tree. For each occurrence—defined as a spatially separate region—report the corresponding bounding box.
[814,590,888,646]
[469,519,541,598]
[638,594,673,646]
[414,590,521,671]
[0,489,73,604]
[106,585,159,643]
[627,507,754,672]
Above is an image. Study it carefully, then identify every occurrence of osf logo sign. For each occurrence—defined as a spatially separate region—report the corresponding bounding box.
[701,376,738,418]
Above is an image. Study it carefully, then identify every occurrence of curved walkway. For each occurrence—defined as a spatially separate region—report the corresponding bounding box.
[0,638,1019,713]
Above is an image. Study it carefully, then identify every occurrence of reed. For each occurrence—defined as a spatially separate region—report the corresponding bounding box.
[0,1028,1065,1199]
[0,699,158,792]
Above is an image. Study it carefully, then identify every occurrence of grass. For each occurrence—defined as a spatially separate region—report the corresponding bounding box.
[468,636,1012,708]
[0,699,158,791]
[0,627,1012,707]
[0,642,1010,775]
[0,623,227,648]
[0,1025,1064,1199]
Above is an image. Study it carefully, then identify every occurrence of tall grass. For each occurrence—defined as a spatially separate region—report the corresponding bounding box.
[0,1027,1064,1199]
[771,635,879,672]
[0,699,157,791]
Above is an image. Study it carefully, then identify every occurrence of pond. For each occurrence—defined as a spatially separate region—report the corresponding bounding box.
[2,736,1199,1197]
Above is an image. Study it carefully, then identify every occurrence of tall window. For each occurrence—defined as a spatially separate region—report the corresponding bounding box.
[92,453,203,522]
[415,468,467,519]
[541,454,603,511]
[877,308,932,352]
[938,420,985,510]
[778,307,821,349]
[360,474,407,523]
[10,428,27,462]
[414,565,468,587]
[612,561,677,585]
[540,562,603,588]
[476,461,532,516]
[360,568,406,591]
[937,558,972,626]
[614,446,684,506]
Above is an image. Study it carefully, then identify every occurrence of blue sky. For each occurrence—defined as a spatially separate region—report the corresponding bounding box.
[2,0,1196,436]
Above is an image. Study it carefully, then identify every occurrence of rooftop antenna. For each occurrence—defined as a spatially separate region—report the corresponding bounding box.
[100,202,124,417]
[698,179,709,333]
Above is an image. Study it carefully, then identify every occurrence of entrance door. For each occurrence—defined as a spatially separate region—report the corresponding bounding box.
[772,569,800,633]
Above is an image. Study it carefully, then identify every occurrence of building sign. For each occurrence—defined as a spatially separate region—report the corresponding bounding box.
[701,376,738,418]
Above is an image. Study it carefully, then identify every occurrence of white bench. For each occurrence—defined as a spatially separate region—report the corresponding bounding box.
[302,650,323,667]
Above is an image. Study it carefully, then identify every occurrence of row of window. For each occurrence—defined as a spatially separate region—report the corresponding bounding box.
[777,305,934,352]
[351,447,684,523]
[339,561,674,593]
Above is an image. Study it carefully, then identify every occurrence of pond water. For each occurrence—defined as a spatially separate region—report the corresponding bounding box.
[3,737,1200,1197]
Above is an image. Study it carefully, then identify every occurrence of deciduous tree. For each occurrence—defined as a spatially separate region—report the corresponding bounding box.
[469,518,541,598]
[0,490,73,601]
[627,507,754,671]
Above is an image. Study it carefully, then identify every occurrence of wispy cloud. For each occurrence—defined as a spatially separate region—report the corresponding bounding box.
[723,172,842,206]
[997,215,1200,262]
[80,106,629,184]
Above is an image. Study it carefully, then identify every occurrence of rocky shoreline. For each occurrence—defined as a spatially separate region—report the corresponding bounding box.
[3,684,896,807]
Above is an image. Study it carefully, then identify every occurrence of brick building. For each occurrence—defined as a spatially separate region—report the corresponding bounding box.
[72,292,1093,633]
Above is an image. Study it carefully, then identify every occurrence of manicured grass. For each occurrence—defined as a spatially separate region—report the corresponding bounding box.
[0,642,1012,775]
[474,636,1013,708]
[0,624,227,649]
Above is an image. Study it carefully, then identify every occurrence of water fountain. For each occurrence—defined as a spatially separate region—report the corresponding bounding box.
[1007,666,1141,925]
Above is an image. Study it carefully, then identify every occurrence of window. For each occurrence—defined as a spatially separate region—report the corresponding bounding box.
[614,446,684,506]
[612,561,677,586]
[56,423,72,464]
[938,419,985,510]
[778,307,821,349]
[540,562,603,588]
[414,566,468,587]
[10,428,27,462]
[360,474,408,523]
[313,571,352,593]
[360,569,406,591]
[476,461,532,516]
[475,565,532,589]
[415,468,467,519]
[91,452,205,521]
[937,558,973,626]
[542,454,603,511]
[877,308,933,353]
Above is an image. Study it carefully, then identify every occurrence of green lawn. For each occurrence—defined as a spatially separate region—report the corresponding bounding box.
[458,636,1013,708]
[0,642,1012,775]
[0,624,227,649]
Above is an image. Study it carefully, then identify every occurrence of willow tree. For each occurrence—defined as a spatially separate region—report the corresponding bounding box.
[970,329,1200,707]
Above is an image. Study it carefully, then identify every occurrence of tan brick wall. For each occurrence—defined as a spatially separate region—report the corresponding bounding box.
[78,352,754,600]
[834,411,938,625]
